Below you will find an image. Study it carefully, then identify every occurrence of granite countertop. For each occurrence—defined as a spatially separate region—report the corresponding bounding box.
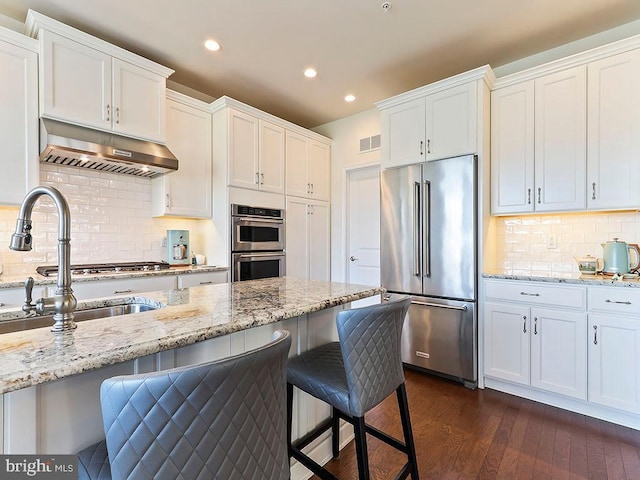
[483,271,640,288]
[0,277,383,394]
[0,265,228,289]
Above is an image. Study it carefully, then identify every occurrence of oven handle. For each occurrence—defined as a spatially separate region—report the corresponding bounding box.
[411,300,468,311]
[236,253,285,259]
[233,217,284,224]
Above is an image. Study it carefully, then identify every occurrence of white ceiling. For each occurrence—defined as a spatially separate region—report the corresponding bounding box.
[1,0,640,129]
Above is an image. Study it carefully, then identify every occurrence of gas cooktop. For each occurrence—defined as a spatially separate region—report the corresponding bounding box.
[36,261,171,277]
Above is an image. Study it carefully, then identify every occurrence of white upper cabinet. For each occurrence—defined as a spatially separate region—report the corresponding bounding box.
[491,65,587,214]
[490,82,535,214]
[227,109,285,194]
[0,29,38,206]
[587,49,640,210]
[27,11,173,143]
[378,66,491,169]
[424,82,477,161]
[380,98,425,169]
[152,92,212,218]
[285,131,331,201]
[534,66,587,212]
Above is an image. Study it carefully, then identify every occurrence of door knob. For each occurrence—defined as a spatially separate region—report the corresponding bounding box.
[350,256,357,262]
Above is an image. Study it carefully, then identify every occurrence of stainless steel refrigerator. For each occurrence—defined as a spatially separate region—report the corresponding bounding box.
[381,154,477,388]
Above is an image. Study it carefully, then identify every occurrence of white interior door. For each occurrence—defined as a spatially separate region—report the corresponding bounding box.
[347,165,381,287]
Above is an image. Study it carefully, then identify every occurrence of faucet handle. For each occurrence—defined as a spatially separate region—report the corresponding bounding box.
[22,276,35,315]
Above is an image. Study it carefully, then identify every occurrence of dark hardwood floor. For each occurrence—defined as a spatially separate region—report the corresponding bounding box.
[313,369,640,479]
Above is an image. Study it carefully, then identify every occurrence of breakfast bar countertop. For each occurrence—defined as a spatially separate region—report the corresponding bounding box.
[483,271,640,288]
[0,277,383,394]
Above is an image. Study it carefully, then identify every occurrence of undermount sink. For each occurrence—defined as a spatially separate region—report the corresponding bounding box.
[0,303,158,335]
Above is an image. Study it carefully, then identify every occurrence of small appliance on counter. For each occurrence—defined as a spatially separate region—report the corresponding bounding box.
[601,238,640,275]
[167,230,190,266]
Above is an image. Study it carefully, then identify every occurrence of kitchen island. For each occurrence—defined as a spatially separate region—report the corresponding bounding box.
[0,276,383,476]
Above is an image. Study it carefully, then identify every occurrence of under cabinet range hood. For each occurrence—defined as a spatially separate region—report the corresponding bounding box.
[39,119,179,178]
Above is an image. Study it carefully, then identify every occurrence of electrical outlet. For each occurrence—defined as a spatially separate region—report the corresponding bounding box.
[161,236,167,247]
[547,234,558,249]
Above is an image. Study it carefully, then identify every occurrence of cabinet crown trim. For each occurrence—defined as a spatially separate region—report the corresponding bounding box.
[24,9,174,78]
[375,64,495,110]
[210,96,332,145]
[0,25,38,51]
[166,89,211,111]
[494,34,640,89]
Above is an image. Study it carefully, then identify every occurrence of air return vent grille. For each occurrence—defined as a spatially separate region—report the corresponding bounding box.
[359,134,381,153]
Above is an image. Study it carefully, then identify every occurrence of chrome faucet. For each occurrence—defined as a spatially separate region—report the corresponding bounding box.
[10,186,77,332]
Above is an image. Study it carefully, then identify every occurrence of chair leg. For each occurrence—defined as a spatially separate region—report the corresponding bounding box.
[287,382,294,457]
[353,416,370,480]
[331,406,340,459]
[397,384,419,480]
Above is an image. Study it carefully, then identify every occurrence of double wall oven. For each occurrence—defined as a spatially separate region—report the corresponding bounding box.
[231,204,285,282]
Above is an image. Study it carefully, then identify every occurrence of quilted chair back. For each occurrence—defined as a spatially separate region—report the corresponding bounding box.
[336,296,411,417]
[100,330,291,480]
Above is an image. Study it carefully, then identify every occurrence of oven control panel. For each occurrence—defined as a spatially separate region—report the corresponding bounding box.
[232,204,283,219]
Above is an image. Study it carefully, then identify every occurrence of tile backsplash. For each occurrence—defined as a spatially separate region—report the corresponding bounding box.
[0,164,208,276]
[492,211,640,277]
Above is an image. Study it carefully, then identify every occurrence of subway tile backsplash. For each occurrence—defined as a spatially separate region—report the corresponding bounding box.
[0,164,207,276]
[493,211,640,277]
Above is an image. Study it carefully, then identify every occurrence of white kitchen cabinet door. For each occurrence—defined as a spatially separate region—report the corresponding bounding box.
[40,30,111,131]
[530,308,587,400]
[588,313,640,414]
[534,66,587,212]
[286,131,311,198]
[0,34,38,206]
[285,197,310,280]
[112,58,166,142]
[152,94,212,218]
[490,81,535,215]
[308,140,331,202]
[380,98,425,169]
[285,197,330,281]
[484,302,530,386]
[308,200,330,281]
[176,271,228,288]
[259,120,285,194]
[425,82,477,162]
[587,49,640,211]
[227,109,260,190]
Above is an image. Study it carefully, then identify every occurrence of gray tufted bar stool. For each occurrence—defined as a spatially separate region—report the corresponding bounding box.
[77,329,291,480]
[286,296,419,480]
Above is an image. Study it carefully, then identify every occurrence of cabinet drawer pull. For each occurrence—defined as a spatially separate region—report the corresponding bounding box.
[537,187,541,204]
[106,104,111,122]
[427,139,431,154]
[527,188,531,205]
[593,325,598,345]
[199,281,213,285]
[523,315,527,334]
[520,292,541,297]
[255,172,260,184]
[0,302,4,307]
[116,107,120,124]
[420,140,424,155]
[605,299,631,305]
[113,289,133,294]
[592,182,596,200]
[260,173,264,185]
[534,317,538,335]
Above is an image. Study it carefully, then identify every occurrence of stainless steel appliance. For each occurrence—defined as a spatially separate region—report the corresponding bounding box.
[381,154,477,388]
[230,204,286,282]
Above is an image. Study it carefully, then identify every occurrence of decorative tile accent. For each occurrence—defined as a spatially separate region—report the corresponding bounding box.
[0,165,208,276]
[493,212,640,277]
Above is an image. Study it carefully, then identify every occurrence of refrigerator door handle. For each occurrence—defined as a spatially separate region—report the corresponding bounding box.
[411,299,468,311]
[413,181,421,276]
[423,179,431,277]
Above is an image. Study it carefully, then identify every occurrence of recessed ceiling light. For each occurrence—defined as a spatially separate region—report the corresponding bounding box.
[204,39,221,52]
[345,94,356,102]
[304,68,317,78]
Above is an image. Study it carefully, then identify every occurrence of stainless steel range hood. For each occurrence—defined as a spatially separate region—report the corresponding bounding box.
[39,119,178,178]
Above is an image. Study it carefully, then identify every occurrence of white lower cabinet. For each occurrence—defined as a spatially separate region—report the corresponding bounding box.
[587,286,640,414]
[176,270,228,289]
[484,280,587,400]
[71,275,177,300]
